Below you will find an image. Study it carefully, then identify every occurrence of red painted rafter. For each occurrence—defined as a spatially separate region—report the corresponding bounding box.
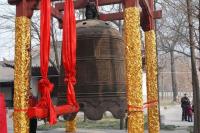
[55,0,122,11]
[9,0,160,21]
[8,0,68,5]
[8,0,162,30]
[99,12,123,21]
[99,10,162,21]
[54,0,161,19]
[51,7,62,21]
[139,0,152,17]
[10,0,154,17]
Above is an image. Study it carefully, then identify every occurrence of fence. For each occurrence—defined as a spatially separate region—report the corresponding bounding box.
[159,91,193,101]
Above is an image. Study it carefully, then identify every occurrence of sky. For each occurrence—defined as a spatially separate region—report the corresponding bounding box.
[0,1,64,61]
[0,0,164,61]
[0,0,16,61]
[0,1,122,61]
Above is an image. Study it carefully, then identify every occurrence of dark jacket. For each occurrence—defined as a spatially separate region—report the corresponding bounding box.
[181,96,190,108]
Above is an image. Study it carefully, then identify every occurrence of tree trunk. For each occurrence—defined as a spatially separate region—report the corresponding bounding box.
[170,50,178,102]
[186,0,200,132]
[199,0,200,67]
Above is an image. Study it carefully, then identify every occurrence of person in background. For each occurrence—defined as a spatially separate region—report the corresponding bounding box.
[186,103,193,122]
[181,93,190,121]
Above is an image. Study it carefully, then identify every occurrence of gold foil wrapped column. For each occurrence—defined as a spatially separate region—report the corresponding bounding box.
[124,7,144,132]
[145,30,160,132]
[66,119,76,133]
[13,16,31,133]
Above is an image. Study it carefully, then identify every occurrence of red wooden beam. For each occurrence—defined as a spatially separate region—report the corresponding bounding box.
[51,7,62,21]
[9,0,160,22]
[99,10,162,21]
[8,0,16,5]
[57,10,161,29]
[141,0,157,31]
[123,0,139,8]
[99,12,123,21]
[154,10,162,19]
[139,0,152,17]
[55,0,122,11]
[54,0,161,21]
[16,0,37,18]
[9,0,162,30]
[8,0,64,5]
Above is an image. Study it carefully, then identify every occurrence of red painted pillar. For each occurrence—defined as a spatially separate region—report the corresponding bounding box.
[0,93,8,133]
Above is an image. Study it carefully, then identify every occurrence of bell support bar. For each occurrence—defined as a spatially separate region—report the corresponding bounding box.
[8,0,162,29]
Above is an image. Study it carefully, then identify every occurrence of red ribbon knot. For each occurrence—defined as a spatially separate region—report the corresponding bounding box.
[38,78,54,93]
[64,75,76,85]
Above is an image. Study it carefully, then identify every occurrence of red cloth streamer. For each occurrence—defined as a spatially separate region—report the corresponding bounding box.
[0,93,7,133]
[28,0,56,125]
[62,0,79,110]
[39,0,56,124]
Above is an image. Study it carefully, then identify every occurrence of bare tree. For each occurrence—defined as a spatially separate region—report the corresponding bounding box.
[0,3,62,73]
[156,0,200,102]
[156,1,187,101]
[186,0,200,132]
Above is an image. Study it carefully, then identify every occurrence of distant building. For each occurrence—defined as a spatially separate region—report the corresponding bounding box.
[0,61,14,107]
[0,44,61,107]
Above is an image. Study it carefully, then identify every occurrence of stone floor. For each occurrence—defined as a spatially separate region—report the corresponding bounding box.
[7,105,192,133]
[37,128,189,133]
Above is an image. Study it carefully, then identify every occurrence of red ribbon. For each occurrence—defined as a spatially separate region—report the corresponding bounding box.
[128,100,158,112]
[27,0,56,125]
[36,79,56,125]
[40,0,51,76]
[14,108,28,112]
[62,0,78,109]
[40,0,56,124]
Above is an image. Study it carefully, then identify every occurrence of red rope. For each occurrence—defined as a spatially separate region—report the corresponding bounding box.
[128,100,158,112]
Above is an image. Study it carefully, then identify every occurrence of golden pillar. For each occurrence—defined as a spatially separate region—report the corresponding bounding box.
[13,16,31,133]
[66,119,77,133]
[145,30,160,132]
[124,7,144,132]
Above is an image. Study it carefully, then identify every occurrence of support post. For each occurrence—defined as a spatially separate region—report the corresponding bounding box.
[142,0,160,132]
[124,0,144,132]
[13,2,33,133]
[66,119,76,133]
[145,30,160,133]
[145,0,160,132]
[14,16,31,133]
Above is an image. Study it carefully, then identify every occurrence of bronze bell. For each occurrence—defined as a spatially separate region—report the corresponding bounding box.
[58,19,126,120]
